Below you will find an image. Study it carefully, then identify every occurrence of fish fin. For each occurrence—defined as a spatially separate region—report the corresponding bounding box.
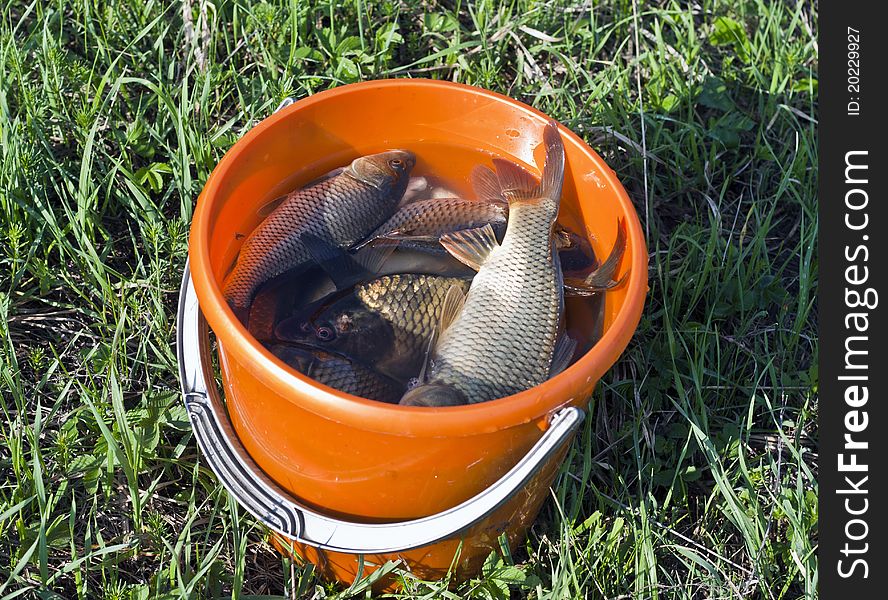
[355,232,440,256]
[256,166,347,217]
[439,224,500,271]
[438,283,467,335]
[562,280,593,297]
[492,158,541,202]
[352,243,397,275]
[376,232,440,244]
[416,285,465,385]
[539,120,566,201]
[301,233,369,290]
[256,194,288,218]
[549,334,578,377]
[470,165,507,202]
[416,327,437,385]
[564,219,628,294]
[302,166,347,189]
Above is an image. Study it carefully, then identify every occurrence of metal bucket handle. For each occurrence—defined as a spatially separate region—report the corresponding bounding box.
[176,263,584,554]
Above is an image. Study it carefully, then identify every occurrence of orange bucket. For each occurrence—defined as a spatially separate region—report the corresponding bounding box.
[177,79,647,586]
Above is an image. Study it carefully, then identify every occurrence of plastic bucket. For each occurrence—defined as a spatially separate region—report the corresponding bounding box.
[177,79,647,586]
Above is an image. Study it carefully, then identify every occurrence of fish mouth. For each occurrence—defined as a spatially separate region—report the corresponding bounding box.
[388,150,416,172]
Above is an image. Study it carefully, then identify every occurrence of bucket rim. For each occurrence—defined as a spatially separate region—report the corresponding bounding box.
[189,78,648,437]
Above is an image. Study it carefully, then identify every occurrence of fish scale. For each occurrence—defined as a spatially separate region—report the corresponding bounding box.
[308,354,402,401]
[357,274,471,359]
[401,120,566,406]
[365,197,507,241]
[430,203,562,402]
[222,150,414,319]
[269,344,403,403]
[275,273,471,382]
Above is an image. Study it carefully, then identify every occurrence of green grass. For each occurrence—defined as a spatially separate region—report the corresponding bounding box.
[0,0,817,598]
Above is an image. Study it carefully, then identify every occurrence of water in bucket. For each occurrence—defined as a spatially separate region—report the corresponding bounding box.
[227,141,610,403]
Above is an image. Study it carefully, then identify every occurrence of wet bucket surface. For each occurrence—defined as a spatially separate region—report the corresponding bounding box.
[186,79,648,583]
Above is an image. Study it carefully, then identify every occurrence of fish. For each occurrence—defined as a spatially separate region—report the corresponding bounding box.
[359,166,603,281]
[358,197,508,254]
[400,121,577,407]
[268,344,403,403]
[357,166,508,254]
[275,273,472,381]
[563,219,628,294]
[221,150,416,322]
[247,238,477,345]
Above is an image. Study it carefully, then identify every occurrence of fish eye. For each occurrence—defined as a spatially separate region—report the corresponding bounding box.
[389,158,403,169]
[315,325,335,341]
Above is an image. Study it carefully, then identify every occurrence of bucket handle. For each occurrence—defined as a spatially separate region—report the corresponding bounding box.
[178,279,583,554]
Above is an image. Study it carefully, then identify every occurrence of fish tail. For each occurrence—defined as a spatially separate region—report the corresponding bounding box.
[490,120,564,205]
[564,218,628,294]
[539,120,566,201]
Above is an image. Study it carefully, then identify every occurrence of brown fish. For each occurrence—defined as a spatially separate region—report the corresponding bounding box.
[222,150,416,322]
[357,166,508,253]
[275,273,472,381]
[359,197,508,250]
[268,344,403,403]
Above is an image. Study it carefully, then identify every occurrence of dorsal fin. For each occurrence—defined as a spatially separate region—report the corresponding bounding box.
[470,165,507,203]
[439,224,500,271]
[256,194,288,218]
[256,166,346,217]
[302,166,347,189]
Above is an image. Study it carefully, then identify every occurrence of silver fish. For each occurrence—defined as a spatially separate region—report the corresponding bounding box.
[401,121,572,406]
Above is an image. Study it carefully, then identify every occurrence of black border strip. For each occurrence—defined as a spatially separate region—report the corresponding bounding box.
[819,2,886,595]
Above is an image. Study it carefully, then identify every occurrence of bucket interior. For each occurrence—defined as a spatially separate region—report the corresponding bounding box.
[202,85,635,367]
[191,80,647,436]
